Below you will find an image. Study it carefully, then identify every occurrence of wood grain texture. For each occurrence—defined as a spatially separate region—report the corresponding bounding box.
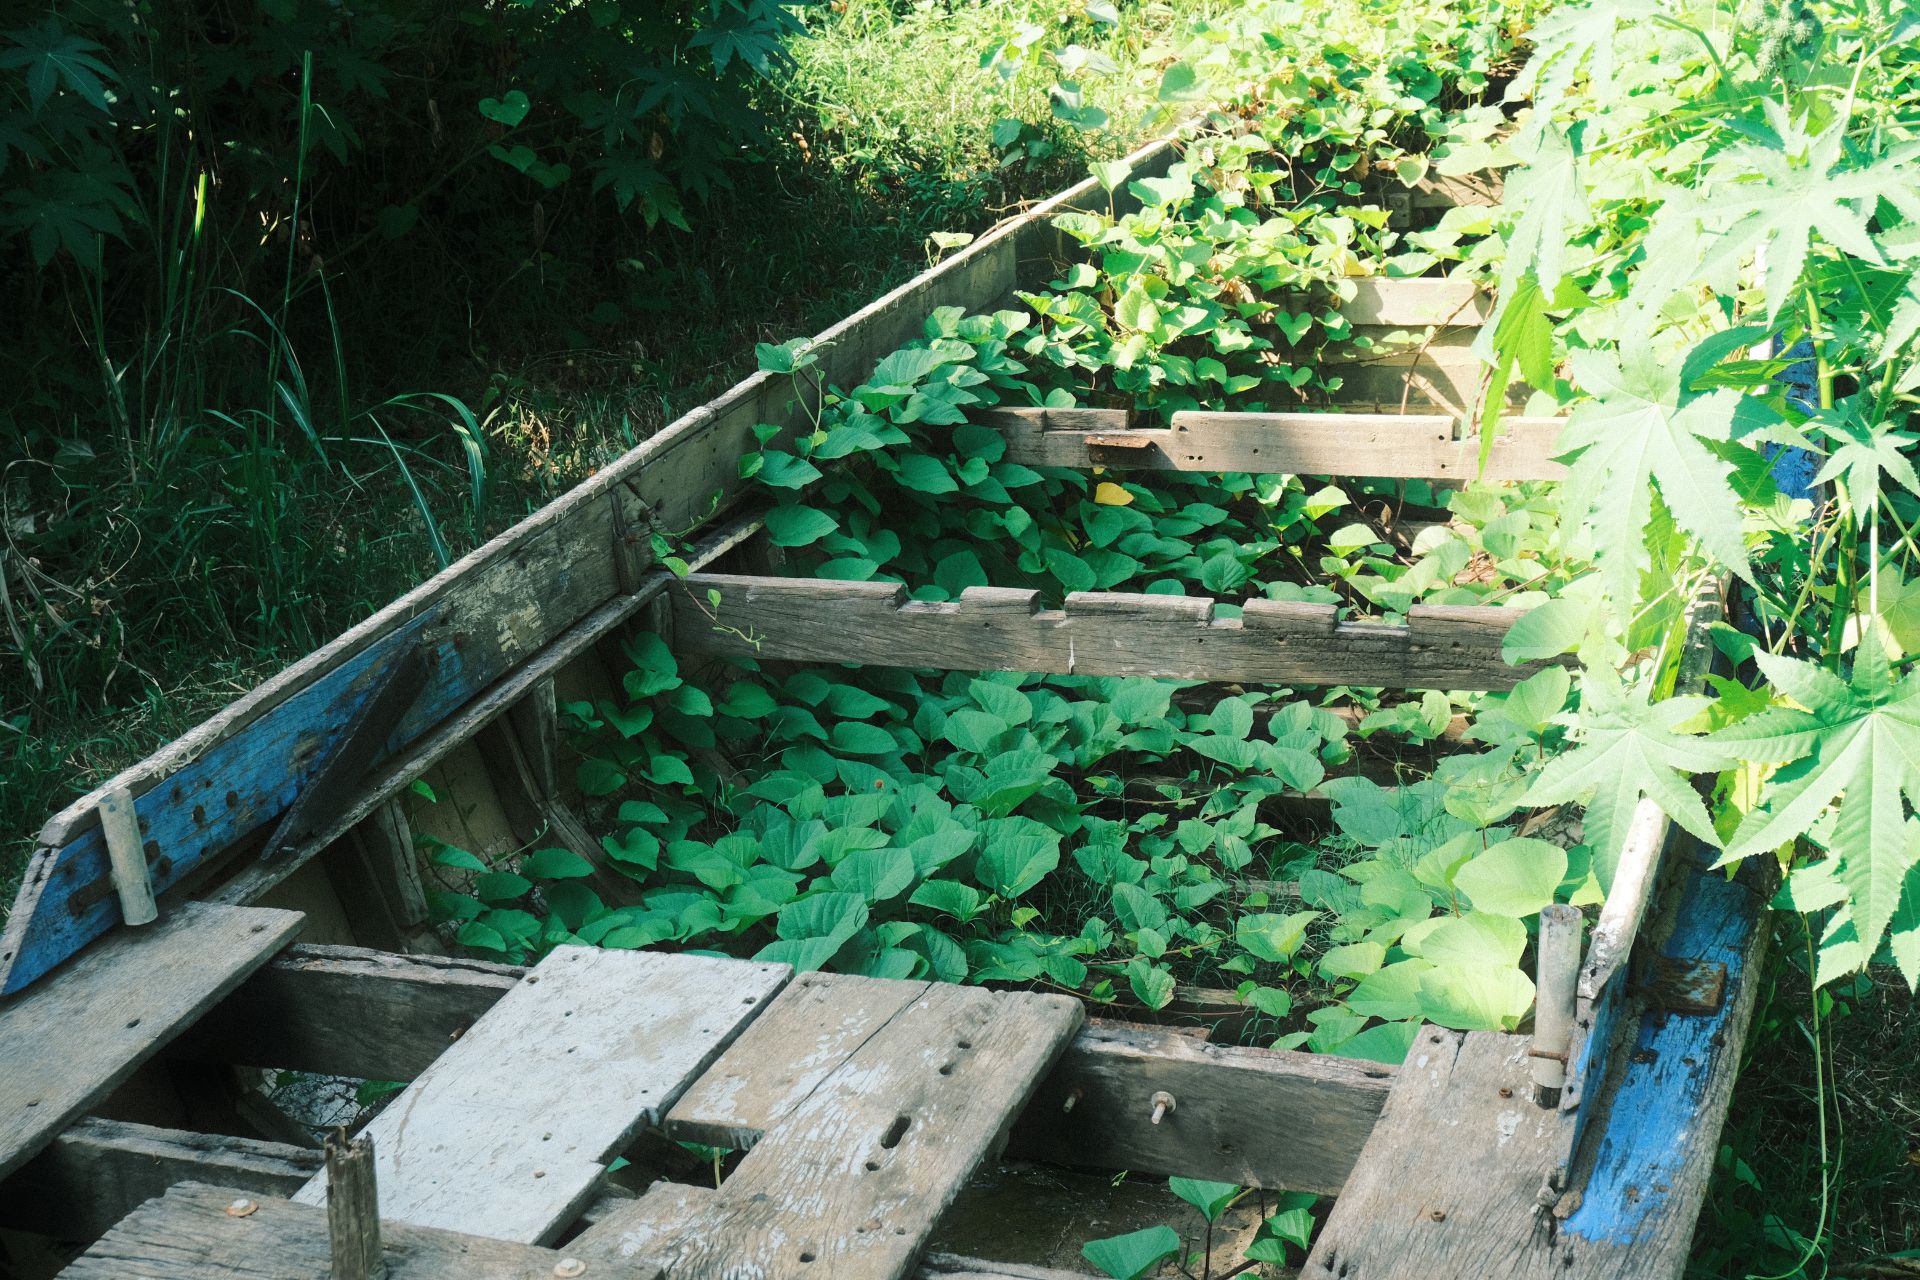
[0,901,304,1183]
[1335,278,1489,327]
[675,573,1547,691]
[292,947,788,1245]
[57,1181,583,1280]
[581,980,1084,1280]
[55,1181,1098,1280]
[1299,1028,1564,1280]
[2,1117,320,1241]
[1009,1020,1392,1196]
[7,135,1183,994]
[984,407,1565,481]
[175,944,522,1082]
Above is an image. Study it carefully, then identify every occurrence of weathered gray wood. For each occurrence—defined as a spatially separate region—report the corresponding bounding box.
[178,948,1396,1194]
[675,573,1547,691]
[984,407,1566,481]
[324,802,430,953]
[666,970,929,1151]
[324,1131,385,1280]
[2,1117,320,1241]
[1010,1020,1391,1196]
[56,1181,1095,1280]
[0,902,305,1183]
[581,979,1084,1280]
[57,1181,581,1280]
[292,947,789,1245]
[1300,1028,1561,1279]
[175,944,522,1082]
[1336,278,1488,327]
[99,786,158,927]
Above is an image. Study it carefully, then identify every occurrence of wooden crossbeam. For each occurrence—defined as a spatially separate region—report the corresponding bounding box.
[674,573,1545,691]
[172,944,1393,1195]
[981,407,1566,482]
[56,1181,1108,1280]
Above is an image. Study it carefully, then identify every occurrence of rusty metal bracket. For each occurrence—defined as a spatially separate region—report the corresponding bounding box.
[260,644,429,860]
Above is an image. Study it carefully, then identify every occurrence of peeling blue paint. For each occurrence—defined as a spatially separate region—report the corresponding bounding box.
[1559,842,1763,1243]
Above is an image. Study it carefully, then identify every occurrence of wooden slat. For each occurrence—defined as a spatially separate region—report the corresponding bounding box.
[4,1117,321,1241]
[55,1181,1100,1280]
[179,947,1392,1195]
[578,979,1084,1280]
[1336,278,1488,327]
[290,947,788,1245]
[2,134,1185,996]
[58,1181,580,1280]
[0,902,304,1182]
[1299,1028,1560,1279]
[1008,1020,1392,1196]
[984,407,1566,481]
[174,943,522,1081]
[675,573,1546,691]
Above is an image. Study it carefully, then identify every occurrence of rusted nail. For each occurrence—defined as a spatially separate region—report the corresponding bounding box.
[1429,1209,1447,1222]
[1150,1091,1176,1125]
[1498,1087,1513,1099]
[1062,1086,1084,1114]
[226,1198,258,1217]
[1526,1046,1569,1064]
[553,1260,587,1278]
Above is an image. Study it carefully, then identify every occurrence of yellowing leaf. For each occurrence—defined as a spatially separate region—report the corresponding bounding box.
[1094,482,1134,506]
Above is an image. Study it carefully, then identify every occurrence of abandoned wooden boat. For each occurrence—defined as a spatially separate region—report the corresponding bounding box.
[0,138,1764,1280]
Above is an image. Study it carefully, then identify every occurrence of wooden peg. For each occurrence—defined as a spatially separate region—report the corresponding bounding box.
[97,787,157,927]
[1532,904,1582,1108]
[325,1129,386,1280]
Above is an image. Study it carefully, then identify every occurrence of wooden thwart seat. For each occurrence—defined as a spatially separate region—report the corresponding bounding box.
[0,902,305,1184]
[290,947,789,1245]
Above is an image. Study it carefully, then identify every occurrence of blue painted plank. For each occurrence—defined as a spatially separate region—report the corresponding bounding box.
[1558,841,1767,1246]
[0,610,451,995]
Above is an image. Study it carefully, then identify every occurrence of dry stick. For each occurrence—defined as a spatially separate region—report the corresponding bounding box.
[324,1129,386,1280]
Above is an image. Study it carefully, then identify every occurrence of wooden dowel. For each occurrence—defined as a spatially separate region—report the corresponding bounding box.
[1531,905,1581,1108]
[324,1129,386,1280]
[98,787,158,926]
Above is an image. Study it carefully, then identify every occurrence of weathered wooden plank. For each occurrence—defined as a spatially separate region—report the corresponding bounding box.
[1336,278,1488,327]
[0,614,436,995]
[6,135,1184,995]
[984,407,1566,481]
[1296,850,1768,1279]
[675,573,1546,691]
[179,947,1395,1194]
[1299,1028,1561,1279]
[666,970,930,1151]
[174,944,522,1082]
[58,1181,581,1280]
[0,902,305,1182]
[580,980,1084,1280]
[292,947,789,1245]
[57,1181,1097,1280]
[1009,1020,1392,1196]
[2,1118,320,1241]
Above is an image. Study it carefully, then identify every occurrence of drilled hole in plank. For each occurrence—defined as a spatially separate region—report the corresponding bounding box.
[879,1115,910,1150]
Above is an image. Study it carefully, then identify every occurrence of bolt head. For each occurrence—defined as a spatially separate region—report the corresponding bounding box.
[553,1260,587,1278]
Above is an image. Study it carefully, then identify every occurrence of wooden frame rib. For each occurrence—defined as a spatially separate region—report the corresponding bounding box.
[672,572,1547,690]
[982,407,1567,482]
